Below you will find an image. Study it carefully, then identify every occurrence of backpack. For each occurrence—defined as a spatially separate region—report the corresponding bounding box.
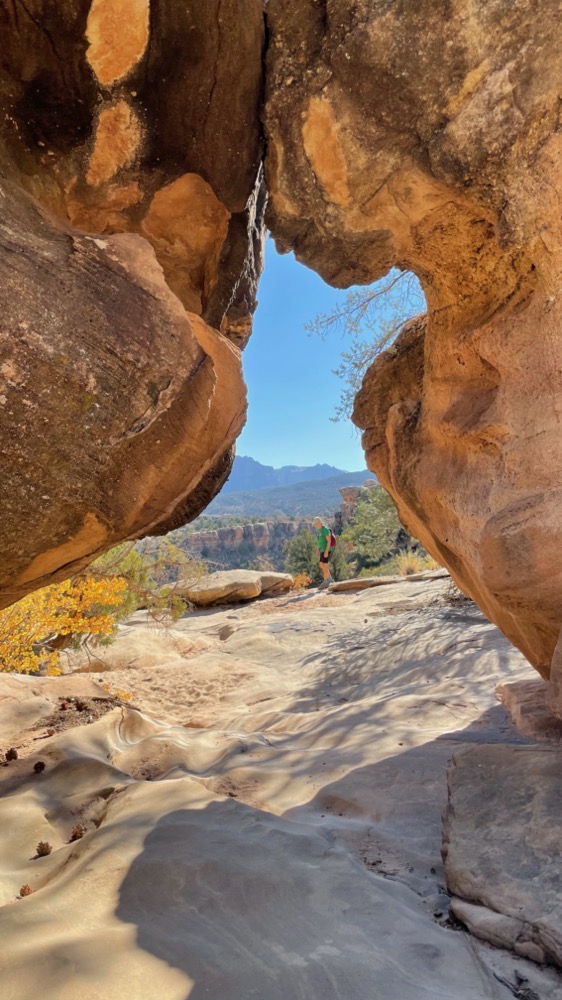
[329,529,337,548]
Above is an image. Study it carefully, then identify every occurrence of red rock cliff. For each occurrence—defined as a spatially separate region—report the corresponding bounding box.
[3,0,562,713]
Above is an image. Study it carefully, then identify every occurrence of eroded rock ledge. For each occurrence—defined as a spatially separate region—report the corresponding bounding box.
[264,0,562,696]
[443,745,562,966]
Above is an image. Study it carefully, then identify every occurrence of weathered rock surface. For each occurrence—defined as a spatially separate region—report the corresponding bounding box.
[329,568,449,593]
[0,0,264,332]
[177,569,293,607]
[0,0,264,606]
[257,570,295,594]
[264,0,562,686]
[0,170,247,607]
[4,578,562,999]
[69,629,214,675]
[443,745,562,966]
[497,680,562,743]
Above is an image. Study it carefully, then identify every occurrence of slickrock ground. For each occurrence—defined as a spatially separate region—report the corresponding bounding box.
[1,578,561,999]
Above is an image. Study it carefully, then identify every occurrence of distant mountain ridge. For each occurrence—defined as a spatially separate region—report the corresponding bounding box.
[222,455,355,493]
[207,468,373,517]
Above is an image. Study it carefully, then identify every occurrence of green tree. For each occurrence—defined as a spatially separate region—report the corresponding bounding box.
[285,530,321,584]
[329,543,351,582]
[88,540,202,622]
[306,270,424,421]
[341,487,403,572]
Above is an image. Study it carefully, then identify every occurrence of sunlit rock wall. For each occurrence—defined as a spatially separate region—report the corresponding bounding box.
[0,0,264,607]
[264,0,562,692]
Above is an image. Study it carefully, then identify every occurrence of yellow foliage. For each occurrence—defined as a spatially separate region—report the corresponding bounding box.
[291,573,313,591]
[0,576,128,675]
[102,682,132,702]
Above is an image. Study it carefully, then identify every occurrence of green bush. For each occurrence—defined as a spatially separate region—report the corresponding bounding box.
[285,530,322,584]
[341,487,403,571]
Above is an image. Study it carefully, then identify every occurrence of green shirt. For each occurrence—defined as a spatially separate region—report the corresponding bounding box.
[317,525,330,553]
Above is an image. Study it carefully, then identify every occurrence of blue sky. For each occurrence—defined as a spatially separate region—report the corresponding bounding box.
[236,238,423,471]
[237,239,366,471]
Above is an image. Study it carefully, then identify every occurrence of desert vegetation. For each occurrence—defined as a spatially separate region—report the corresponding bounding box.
[0,543,200,676]
[284,485,438,585]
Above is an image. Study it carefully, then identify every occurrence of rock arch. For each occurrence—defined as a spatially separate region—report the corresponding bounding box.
[2,0,562,712]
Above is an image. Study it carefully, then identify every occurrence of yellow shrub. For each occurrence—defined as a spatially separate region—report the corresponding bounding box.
[0,577,128,675]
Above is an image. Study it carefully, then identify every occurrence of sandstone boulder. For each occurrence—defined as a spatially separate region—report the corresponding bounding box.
[0,0,264,334]
[0,177,247,608]
[177,570,293,607]
[255,572,293,595]
[497,680,562,743]
[264,0,562,687]
[442,745,562,965]
[0,0,264,606]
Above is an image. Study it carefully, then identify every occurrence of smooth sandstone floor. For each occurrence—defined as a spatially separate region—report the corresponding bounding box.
[1,579,561,999]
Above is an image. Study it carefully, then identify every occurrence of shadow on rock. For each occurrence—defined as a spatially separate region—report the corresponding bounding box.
[116,797,513,1000]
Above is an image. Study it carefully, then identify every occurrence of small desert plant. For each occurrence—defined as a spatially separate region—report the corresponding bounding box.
[394,552,424,575]
[395,551,438,576]
[19,885,32,897]
[291,573,313,591]
[5,747,18,761]
[35,841,52,858]
[101,683,132,702]
[33,761,45,773]
[445,579,474,606]
[69,824,86,842]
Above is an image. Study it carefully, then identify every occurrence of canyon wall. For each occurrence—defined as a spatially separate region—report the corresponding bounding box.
[180,519,315,571]
[264,0,562,695]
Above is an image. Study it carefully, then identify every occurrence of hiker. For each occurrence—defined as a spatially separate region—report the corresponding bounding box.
[312,516,335,587]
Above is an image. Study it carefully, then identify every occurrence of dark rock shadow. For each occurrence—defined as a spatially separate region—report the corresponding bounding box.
[115,788,516,1000]
[114,680,535,1000]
